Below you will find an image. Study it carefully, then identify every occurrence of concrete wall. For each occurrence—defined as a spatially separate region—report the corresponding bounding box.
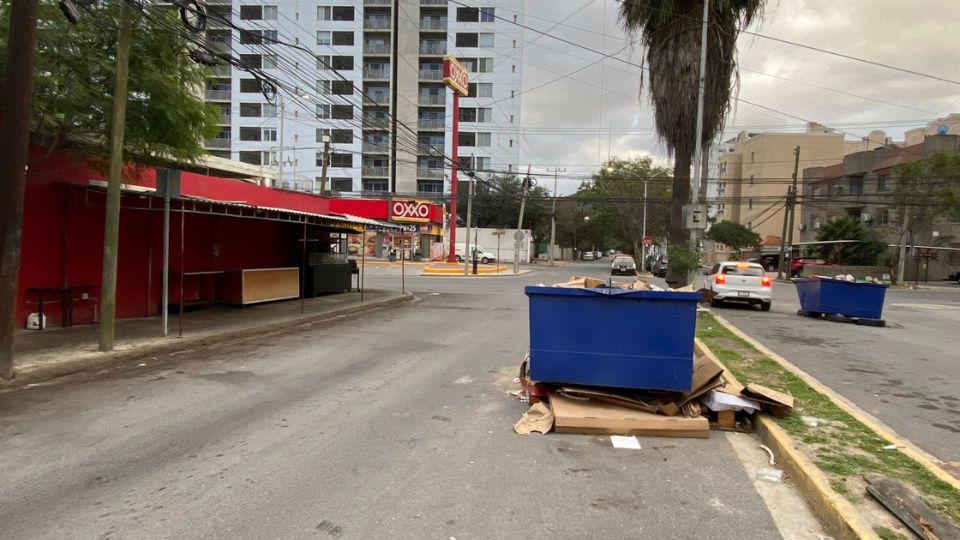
[455,227,531,262]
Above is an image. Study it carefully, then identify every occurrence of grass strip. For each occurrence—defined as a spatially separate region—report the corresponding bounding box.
[696,311,960,525]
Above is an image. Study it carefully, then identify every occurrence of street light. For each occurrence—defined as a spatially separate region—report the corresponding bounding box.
[606,166,662,273]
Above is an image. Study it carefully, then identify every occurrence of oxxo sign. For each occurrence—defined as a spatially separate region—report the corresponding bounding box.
[391,199,431,223]
[442,56,469,96]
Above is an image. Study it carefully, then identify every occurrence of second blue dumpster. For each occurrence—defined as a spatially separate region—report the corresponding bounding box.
[525,286,702,392]
[794,276,888,320]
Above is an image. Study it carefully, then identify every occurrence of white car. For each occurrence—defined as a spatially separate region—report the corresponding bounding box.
[705,261,772,311]
[454,244,496,264]
[582,251,595,261]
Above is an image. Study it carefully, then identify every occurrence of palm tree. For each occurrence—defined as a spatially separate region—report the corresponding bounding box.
[619,0,764,284]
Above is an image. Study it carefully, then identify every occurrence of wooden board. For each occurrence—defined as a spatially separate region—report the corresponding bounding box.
[549,392,709,439]
[744,383,795,409]
[865,475,960,540]
[223,268,299,305]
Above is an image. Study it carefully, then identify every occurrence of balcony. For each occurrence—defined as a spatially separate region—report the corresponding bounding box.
[204,89,232,100]
[365,93,390,105]
[363,43,390,55]
[207,13,231,28]
[363,68,390,80]
[417,119,444,130]
[417,168,444,179]
[418,143,443,154]
[419,43,446,55]
[204,137,231,149]
[362,166,389,177]
[362,116,389,128]
[363,18,391,30]
[364,0,391,5]
[419,69,443,81]
[420,18,447,31]
[418,94,445,106]
[210,64,232,77]
[362,142,389,153]
[217,113,231,124]
[421,0,447,5]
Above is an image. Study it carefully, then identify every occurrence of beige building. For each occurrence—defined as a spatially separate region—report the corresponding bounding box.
[716,123,882,245]
[904,114,960,145]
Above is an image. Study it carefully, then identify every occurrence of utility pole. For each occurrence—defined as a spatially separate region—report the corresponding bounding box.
[548,167,565,266]
[785,146,801,272]
[514,165,532,274]
[98,0,135,352]
[776,146,800,280]
[463,171,475,276]
[277,97,285,189]
[641,179,649,272]
[0,0,40,380]
[689,0,710,251]
[319,134,331,195]
[897,210,910,284]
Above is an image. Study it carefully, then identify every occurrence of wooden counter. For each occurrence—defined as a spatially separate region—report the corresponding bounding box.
[223,267,300,306]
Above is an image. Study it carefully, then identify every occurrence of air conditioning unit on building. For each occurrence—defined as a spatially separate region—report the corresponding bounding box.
[861,213,871,222]
[813,222,822,230]
[798,223,807,231]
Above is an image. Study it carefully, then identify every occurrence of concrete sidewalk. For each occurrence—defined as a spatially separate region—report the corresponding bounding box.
[6,289,412,385]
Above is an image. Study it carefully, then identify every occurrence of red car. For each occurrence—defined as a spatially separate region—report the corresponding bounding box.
[790,257,832,277]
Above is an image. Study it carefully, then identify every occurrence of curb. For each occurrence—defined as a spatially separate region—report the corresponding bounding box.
[4,294,415,387]
[711,312,960,488]
[420,269,533,277]
[695,339,878,540]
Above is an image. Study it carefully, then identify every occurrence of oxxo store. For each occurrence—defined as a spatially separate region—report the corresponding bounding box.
[334,198,445,260]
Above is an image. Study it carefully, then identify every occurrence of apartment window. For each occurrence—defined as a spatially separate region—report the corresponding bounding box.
[751,152,755,162]
[511,64,516,73]
[317,31,331,45]
[480,7,495,22]
[317,6,331,20]
[456,7,478,22]
[510,90,515,98]
[262,151,277,166]
[512,39,517,48]
[332,129,352,143]
[239,78,260,93]
[477,108,492,122]
[812,186,823,198]
[239,103,261,117]
[329,178,353,192]
[477,133,491,147]
[510,114,514,123]
[749,174,754,185]
[467,82,492,97]
[263,103,278,117]
[316,80,331,94]
[263,6,277,20]
[478,33,494,48]
[239,127,261,141]
[240,29,262,45]
[332,80,353,95]
[263,54,278,69]
[478,58,493,72]
[239,5,262,19]
[332,31,354,46]
[316,104,330,119]
[330,153,353,168]
[263,30,277,42]
[331,105,353,119]
[363,180,388,192]
[850,178,863,195]
[458,57,477,72]
[238,151,261,165]
[239,54,262,69]
[456,33,478,47]
[332,6,353,20]
[459,108,477,122]
[476,156,491,170]
[459,132,476,146]
[748,198,753,210]
[263,128,277,142]
[877,174,889,191]
[875,207,890,225]
[332,56,353,70]
[508,139,513,147]
[317,55,331,70]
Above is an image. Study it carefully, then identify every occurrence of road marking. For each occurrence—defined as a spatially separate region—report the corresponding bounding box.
[889,303,960,310]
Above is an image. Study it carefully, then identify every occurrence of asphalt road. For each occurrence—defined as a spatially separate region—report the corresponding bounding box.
[0,261,798,539]
[707,278,960,469]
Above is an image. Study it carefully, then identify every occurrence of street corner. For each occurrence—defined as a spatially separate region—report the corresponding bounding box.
[421,262,526,276]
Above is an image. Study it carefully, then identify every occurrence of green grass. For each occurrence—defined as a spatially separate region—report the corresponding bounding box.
[873,526,907,540]
[697,312,960,524]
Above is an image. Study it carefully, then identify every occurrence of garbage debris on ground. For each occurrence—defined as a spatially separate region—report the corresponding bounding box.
[513,402,554,435]
[865,475,960,540]
[756,467,785,483]
[550,391,709,438]
[610,435,642,450]
[759,444,776,466]
[551,275,662,291]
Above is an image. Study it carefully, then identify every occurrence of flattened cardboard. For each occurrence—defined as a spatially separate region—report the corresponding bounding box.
[743,383,795,409]
[549,392,709,439]
[677,354,725,406]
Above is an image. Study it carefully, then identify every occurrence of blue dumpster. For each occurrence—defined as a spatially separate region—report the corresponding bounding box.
[525,286,702,392]
[794,277,888,320]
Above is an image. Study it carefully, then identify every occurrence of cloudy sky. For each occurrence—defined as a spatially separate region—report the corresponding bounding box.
[514,0,960,193]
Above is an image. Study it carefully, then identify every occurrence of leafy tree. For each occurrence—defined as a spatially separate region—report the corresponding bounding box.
[456,174,552,244]
[619,0,765,284]
[810,216,884,265]
[0,1,220,163]
[706,220,761,258]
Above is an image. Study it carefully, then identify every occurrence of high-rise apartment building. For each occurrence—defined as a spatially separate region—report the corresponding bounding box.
[201,0,523,196]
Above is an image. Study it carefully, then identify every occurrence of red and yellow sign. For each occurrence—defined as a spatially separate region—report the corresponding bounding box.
[443,56,469,97]
[390,199,432,223]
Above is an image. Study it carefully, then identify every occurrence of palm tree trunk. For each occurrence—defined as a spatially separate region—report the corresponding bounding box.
[667,148,692,285]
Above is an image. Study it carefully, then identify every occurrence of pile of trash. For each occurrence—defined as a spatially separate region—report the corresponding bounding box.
[512,352,793,437]
[812,274,884,284]
[512,276,793,437]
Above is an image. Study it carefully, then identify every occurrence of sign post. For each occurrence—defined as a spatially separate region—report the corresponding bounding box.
[493,230,506,274]
[442,56,468,263]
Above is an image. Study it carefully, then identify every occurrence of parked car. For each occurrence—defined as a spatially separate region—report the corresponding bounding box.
[705,261,772,311]
[454,244,496,264]
[751,254,780,272]
[582,251,595,261]
[611,255,637,276]
[946,270,960,284]
[790,257,832,277]
[594,251,604,260]
[652,257,668,278]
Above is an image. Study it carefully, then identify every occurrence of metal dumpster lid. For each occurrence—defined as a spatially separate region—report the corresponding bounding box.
[524,285,703,301]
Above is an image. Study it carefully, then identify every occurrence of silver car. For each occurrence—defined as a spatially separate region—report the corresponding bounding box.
[611,256,637,276]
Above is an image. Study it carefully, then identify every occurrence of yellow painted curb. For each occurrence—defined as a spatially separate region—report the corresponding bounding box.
[710,312,960,489]
[695,339,879,540]
[422,265,511,275]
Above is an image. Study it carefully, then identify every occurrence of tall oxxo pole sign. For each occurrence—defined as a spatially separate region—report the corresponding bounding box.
[442,56,468,263]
